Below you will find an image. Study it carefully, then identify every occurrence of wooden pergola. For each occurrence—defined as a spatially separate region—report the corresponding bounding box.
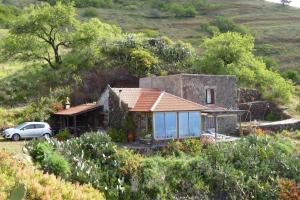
[202,109,246,139]
[54,104,104,135]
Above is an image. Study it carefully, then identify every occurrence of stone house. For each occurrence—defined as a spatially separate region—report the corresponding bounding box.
[140,74,239,134]
[98,79,240,142]
[54,74,241,141]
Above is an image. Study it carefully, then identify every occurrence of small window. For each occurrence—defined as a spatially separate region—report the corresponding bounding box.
[35,124,45,129]
[206,88,215,104]
[23,124,35,130]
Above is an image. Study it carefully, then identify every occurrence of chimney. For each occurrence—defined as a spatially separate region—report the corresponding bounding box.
[65,97,71,109]
[119,89,122,108]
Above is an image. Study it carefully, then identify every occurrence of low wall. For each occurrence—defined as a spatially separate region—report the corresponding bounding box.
[256,119,300,132]
[239,101,290,122]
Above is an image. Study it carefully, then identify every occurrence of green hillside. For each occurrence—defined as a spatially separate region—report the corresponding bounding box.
[0,0,299,123]
[73,0,300,73]
[1,0,300,73]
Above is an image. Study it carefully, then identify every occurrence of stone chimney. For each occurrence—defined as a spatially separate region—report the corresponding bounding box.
[65,97,71,109]
[118,89,122,108]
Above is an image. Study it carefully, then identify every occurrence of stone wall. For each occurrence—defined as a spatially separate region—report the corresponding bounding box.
[108,88,129,129]
[239,101,290,122]
[140,74,238,134]
[140,75,182,97]
[181,74,237,109]
[217,115,238,134]
[257,119,300,132]
[238,88,262,103]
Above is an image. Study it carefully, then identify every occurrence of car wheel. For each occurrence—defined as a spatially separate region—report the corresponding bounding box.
[12,134,21,141]
[43,133,51,138]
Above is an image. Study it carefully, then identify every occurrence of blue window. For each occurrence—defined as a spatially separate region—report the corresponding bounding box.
[179,112,201,138]
[165,112,177,139]
[189,112,201,137]
[154,112,201,140]
[154,112,165,139]
[179,112,189,137]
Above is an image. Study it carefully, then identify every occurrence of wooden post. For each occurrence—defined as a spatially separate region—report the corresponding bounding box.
[73,116,77,136]
[214,115,218,140]
[145,113,148,132]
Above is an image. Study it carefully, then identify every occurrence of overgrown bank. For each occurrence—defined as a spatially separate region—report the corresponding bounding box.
[26,132,300,200]
[0,150,104,200]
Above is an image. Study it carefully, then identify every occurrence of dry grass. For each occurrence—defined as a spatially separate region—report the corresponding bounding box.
[0,136,26,154]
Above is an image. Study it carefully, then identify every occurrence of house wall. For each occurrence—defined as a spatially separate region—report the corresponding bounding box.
[98,87,129,130]
[140,74,238,134]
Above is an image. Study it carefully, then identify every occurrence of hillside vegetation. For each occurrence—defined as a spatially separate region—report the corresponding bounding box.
[0,0,299,127]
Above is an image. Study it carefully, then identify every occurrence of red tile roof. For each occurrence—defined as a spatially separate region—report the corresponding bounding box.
[111,88,208,112]
[152,92,208,112]
[55,104,101,116]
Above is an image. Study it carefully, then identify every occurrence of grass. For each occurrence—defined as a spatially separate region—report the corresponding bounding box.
[0,136,26,154]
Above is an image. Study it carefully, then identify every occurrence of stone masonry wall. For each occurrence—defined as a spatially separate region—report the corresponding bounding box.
[140,74,238,134]
[181,74,237,109]
[108,88,129,129]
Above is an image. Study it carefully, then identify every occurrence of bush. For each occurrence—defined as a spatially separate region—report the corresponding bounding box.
[83,7,99,18]
[43,152,71,177]
[56,129,72,141]
[0,150,104,200]
[161,139,202,156]
[26,140,71,178]
[295,131,300,140]
[169,4,197,18]
[107,128,127,143]
[212,15,249,35]
[283,70,300,83]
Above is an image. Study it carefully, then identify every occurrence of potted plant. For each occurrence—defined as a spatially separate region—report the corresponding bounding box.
[140,130,152,145]
[126,115,136,143]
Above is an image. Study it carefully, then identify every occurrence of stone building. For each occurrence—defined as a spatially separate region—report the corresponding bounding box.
[140,74,238,134]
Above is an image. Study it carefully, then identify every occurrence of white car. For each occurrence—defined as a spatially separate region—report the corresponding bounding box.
[2,122,52,141]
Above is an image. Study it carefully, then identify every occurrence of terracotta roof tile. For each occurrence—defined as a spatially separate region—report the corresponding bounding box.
[111,88,208,112]
[55,104,101,116]
[151,92,208,112]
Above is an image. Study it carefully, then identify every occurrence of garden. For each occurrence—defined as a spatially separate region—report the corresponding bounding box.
[21,130,300,200]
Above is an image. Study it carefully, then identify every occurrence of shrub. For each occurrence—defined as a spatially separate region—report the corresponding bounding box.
[107,128,127,143]
[279,179,300,200]
[26,140,70,177]
[43,152,71,177]
[169,4,197,18]
[295,131,300,140]
[83,7,99,18]
[56,129,72,141]
[27,141,54,164]
[283,70,300,83]
[117,149,143,177]
[161,139,202,156]
[212,15,249,35]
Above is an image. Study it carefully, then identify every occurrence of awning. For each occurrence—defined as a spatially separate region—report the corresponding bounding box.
[54,104,102,116]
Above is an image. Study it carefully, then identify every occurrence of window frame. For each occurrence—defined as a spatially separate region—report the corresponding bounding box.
[178,111,201,139]
[153,112,177,140]
[153,111,202,140]
[206,88,216,104]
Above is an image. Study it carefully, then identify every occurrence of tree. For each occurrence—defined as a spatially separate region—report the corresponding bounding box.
[1,2,78,69]
[197,32,294,102]
[281,0,292,6]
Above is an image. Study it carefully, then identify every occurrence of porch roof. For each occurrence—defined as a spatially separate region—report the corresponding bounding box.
[54,103,102,116]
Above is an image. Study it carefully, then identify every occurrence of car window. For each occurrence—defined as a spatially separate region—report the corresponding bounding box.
[35,124,45,129]
[15,123,28,129]
[23,124,35,130]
